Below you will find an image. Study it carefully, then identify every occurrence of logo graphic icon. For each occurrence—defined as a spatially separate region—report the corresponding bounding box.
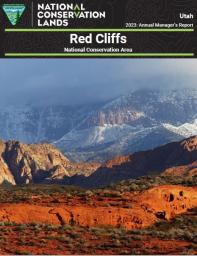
[74,5,81,18]
[2,4,26,25]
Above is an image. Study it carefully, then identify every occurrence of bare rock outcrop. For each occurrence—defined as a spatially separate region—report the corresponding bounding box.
[0,140,100,185]
[0,185,196,229]
[0,141,15,185]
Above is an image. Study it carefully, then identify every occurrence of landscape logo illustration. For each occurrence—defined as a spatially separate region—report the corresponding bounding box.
[2,4,26,25]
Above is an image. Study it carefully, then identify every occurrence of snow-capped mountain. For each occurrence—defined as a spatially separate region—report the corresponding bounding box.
[163,121,197,138]
[0,88,197,162]
[55,88,197,162]
[0,104,100,143]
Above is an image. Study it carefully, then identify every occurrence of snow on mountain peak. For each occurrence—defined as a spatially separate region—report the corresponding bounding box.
[1,88,197,162]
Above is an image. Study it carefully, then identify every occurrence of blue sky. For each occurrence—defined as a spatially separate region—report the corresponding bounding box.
[0,59,196,106]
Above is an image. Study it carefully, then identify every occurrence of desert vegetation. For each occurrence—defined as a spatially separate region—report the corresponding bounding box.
[0,176,196,255]
[0,209,196,255]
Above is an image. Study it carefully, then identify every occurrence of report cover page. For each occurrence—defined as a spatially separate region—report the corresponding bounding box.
[0,0,196,255]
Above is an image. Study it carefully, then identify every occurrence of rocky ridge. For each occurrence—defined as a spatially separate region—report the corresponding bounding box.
[0,136,197,187]
[0,140,100,185]
[55,88,197,162]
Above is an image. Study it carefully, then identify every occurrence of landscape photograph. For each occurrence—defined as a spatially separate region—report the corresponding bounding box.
[0,59,196,255]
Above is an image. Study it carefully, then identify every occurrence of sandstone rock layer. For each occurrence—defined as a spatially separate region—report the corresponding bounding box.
[0,185,196,230]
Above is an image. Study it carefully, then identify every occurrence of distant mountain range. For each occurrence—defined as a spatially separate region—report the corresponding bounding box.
[1,88,197,162]
[56,88,197,162]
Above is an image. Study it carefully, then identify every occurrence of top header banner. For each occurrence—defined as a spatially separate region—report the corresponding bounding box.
[0,0,196,58]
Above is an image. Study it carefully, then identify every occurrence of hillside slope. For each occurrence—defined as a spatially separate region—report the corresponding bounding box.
[0,136,196,187]
[70,136,197,187]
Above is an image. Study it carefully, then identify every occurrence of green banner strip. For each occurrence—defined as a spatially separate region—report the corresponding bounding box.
[5,28,194,32]
[5,53,194,57]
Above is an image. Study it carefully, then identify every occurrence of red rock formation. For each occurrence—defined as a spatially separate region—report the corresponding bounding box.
[0,141,15,185]
[0,140,100,185]
[163,161,197,176]
[86,136,197,187]
[0,185,196,230]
